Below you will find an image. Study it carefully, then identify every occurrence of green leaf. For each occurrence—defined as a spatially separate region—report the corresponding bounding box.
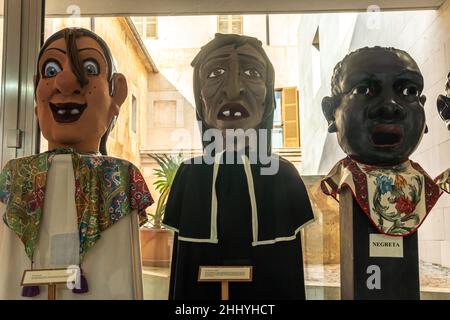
[147,153,184,228]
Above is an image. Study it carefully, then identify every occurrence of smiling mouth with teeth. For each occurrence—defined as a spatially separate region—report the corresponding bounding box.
[217,103,250,121]
[49,102,87,123]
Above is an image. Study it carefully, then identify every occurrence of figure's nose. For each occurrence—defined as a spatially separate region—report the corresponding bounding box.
[225,61,245,100]
[368,100,406,122]
[54,63,82,96]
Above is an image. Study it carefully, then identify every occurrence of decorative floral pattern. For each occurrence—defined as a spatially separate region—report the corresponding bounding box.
[0,148,153,261]
[395,196,416,215]
[435,169,450,194]
[321,157,442,237]
[376,176,394,194]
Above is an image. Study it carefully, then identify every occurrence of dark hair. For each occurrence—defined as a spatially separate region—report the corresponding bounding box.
[191,33,276,153]
[35,27,118,155]
[330,46,419,97]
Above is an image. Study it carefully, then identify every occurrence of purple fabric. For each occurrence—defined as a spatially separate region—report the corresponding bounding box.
[22,285,40,297]
[72,268,88,294]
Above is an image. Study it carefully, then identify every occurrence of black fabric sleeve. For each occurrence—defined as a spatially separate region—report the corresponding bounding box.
[162,162,188,231]
[283,159,315,228]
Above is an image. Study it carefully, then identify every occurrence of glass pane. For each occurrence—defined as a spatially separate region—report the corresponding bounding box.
[153,100,177,128]
[217,15,228,23]
[32,6,450,301]
[133,16,143,24]
[146,23,156,38]
[272,128,283,149]
[231,20,241,34]
[273,91,282,125]
[147,16,157,24]
[218,20,228,33]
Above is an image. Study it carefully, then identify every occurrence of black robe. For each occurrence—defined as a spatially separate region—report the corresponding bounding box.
[163,153,314,300]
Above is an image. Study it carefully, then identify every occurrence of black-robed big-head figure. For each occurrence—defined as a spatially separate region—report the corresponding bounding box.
[322,46,427,166]
[191,33,276,153]
[165,34,314,300]
[437,70,450,130]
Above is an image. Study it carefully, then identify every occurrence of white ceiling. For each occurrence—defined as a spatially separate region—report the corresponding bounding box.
[46,0,446,16]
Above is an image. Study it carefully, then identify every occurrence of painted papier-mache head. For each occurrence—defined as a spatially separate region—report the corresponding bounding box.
[191,33,276,153]
[322,46,427,166]
[437,70,450,130]
[35,27,127,155]
[320,47,443,237]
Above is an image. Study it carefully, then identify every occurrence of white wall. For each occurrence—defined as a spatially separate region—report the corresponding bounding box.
[297,13,357,175]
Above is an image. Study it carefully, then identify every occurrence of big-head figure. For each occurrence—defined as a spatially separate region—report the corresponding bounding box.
[320,47,441,237]
[0,28,153,299]
[192,33,275,138]
[322,46,427,166]
[163,34,314,300]
[35,28,127,154]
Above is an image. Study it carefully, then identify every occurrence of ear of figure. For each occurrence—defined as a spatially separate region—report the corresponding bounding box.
[111,73,128,114]
[419,94,426,106]
[322,96,338,133]
[420,93,427,133]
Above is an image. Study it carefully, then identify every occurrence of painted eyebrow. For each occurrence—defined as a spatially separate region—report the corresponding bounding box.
[44,47,66,54]
[238,53,264,62]
[203,53,266,70]
[394,70,423,81]
[342,72,373,88]
[43,47,106,62]
[78,47,108,64]
[203,53,230,64]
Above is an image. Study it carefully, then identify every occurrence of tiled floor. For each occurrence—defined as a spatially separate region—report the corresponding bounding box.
[305,262,450,290]
[142,261,450,300]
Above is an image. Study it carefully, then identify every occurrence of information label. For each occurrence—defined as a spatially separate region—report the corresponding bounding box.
[369,234,404,258]
[198,266,252,282]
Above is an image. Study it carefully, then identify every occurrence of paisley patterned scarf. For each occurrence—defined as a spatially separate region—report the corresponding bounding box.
[321,157,441,237]
[0,148,153,296]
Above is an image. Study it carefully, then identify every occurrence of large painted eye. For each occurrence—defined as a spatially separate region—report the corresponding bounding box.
[243,68,261,78]
[43,61,62,78]
[402,85,419,97]
[208,68,225,78]
[83,59,99,75]
[352,85,371,96]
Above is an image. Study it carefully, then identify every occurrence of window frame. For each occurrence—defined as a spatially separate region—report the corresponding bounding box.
[217,15,243,34]
[132,16,158,40]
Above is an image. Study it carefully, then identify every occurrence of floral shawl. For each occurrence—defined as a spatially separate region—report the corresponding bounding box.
[435,168,450,194]
[321,157,441,237]
[0,148,153,262]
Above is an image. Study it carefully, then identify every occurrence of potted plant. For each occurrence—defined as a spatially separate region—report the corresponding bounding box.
[140,153,183,267]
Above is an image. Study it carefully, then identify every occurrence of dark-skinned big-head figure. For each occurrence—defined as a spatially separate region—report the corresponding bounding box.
[162,34,314,300]
[320,46,442,236]
[434,70,450,193]
[0,28,153,299]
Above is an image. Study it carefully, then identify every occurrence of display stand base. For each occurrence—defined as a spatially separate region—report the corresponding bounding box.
[48,284,56,300]
[339,188,420,300]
